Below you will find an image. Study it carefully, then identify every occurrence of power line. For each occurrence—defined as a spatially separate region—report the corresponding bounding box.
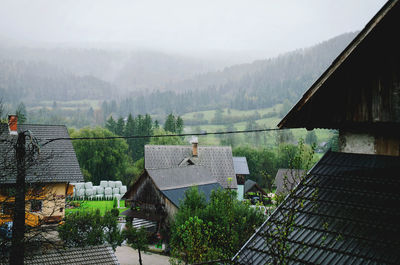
[42,127,287,145]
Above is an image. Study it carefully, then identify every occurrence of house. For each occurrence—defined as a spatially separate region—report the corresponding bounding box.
[144,141,237,189]
[0,116,84,226]
[234,1,400,264]
[0,245,119,265]
[274,168,305,195]
[243,179,267,203]
[122,166,222,230]
[122,140,235,230]
[233,157,250,200]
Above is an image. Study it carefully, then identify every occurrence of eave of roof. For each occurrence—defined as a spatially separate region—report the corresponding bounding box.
[278,0,399,129]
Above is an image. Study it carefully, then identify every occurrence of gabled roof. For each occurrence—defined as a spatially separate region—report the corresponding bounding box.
[274,168,306,195]
[0,245,119,265]
[0,123,83,183]
[233,151,400,264]
[162,182,222,207]
[278,0,400,130]
[145,145,237,188]
[233,157,250,175]
[147,166,217,191]
[244,179,266,196]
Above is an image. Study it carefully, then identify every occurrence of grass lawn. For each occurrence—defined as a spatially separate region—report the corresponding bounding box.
[65,200,128,216]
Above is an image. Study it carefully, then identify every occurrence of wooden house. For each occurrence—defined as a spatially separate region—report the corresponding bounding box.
[0,116,83,226]
[122,141,236,230]
[122,166,221,230]
[234,1,400,264]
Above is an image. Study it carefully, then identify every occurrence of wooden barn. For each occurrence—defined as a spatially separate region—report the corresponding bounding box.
[122,166,221,230]
[234,1,400,264]
[278,0,400,156]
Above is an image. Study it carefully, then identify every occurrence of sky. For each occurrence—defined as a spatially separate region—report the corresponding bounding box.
[0,0,387,57]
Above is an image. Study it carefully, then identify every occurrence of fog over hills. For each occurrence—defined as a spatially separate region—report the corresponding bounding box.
[0,32,356,114]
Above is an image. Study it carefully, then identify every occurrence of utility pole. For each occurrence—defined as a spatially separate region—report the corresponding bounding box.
[10,131,26,265]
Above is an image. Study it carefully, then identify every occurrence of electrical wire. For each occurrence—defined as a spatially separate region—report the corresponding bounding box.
[41,127,288,145]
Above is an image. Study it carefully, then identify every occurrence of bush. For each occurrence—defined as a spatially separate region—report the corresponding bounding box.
[58,209,122,250]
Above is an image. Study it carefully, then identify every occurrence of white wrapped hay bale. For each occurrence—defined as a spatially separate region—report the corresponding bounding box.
[104,187,113,200]
[75,183,84,191]
[115,181,122,188]
[85,188,94,196]
[96,186,104,195]
[84,182,93,189]
[120,186,127,195]
[77,189,85,198]
[108,181,115,188]
[113,188,120,195]
[100,181,108,188]
[104,187,112,196]
[113,194,121,200]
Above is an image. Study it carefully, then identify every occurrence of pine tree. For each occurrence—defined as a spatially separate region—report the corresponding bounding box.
[105,116,117,134]
[115,117,125,136]
[164,113,176,133]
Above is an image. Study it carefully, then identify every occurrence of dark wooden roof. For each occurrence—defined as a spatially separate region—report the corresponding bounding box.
[0,245,119,265]
[278,0,400,131]
[233,157,250,175]
[0,123,84,183]
[233,151,400,264]
[244,180,266,196]
[274,168,306,195]
[145,145,237,188]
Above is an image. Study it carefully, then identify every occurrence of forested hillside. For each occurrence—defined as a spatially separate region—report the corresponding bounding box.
[0,46,221,103]
[0,60,114,103]
[117,32,357,115]
[0,32,357,128]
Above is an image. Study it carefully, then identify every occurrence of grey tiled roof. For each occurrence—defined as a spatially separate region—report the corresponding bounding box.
[147,166,218,190]
[0,123,83,183]
[145,145,237,188]
[162,182,222,207]
[233,157,250,175]
[233,151,400,265]
[274,168,306,194]
[0,245,119,265]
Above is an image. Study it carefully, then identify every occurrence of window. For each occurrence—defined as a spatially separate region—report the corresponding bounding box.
[1,203,14,215]
[30,200,42,212]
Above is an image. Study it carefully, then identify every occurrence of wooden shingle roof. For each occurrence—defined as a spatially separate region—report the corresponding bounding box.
[233,151,400,264]
[144,145,237,188]
[147,166,218,191]
[1,245,119,265]
[0,123,83,183]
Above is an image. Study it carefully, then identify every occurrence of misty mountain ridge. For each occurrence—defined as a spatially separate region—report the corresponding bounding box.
[0,31,357,113]
[115,32,357,115]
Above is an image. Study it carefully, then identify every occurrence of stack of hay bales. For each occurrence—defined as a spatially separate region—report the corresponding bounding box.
[71,181,127,200]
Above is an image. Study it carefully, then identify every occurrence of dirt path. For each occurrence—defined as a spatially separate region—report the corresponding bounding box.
[115,246,170,265]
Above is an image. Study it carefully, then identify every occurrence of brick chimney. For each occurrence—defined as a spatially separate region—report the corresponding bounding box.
[8,115,18,135]
[190,136,198,157]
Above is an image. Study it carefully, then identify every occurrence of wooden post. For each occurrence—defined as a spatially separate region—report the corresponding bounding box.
[10,132,26,265]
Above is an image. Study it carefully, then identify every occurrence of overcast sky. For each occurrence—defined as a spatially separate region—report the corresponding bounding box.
[0,0,387,57]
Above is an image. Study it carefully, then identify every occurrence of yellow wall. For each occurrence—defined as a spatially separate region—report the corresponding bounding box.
[1,183,68,225]
[25,183,67,219]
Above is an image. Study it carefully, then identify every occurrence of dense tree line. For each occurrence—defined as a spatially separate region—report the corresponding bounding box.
[233,141,317,191]
[169,187,265,264]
